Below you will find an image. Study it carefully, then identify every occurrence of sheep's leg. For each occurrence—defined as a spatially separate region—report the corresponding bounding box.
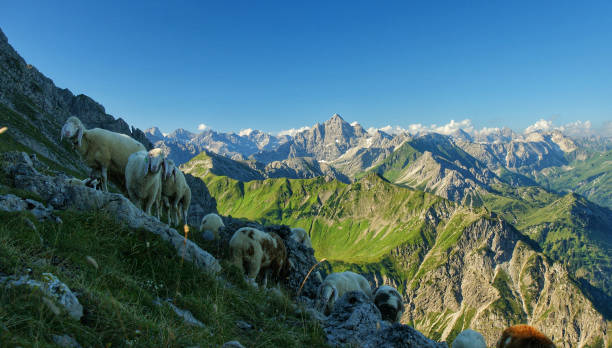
[144,195,154,215]
[262,268,272,288]
[101,167,109,192]
[172,196,180,225]
[246,256,262,285]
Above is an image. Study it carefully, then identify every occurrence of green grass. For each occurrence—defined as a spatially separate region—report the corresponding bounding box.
[200,172,458,266]
[0,101,85,178]
[489,269,526,323]
[483,181,612,305]
[0,209,328,347]
[537,150,612,209]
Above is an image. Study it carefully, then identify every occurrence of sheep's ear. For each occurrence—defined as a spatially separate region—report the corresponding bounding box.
[143,156,149,176]
[162,159,170,179]
[76,126,83,147]
[331,285,338,302]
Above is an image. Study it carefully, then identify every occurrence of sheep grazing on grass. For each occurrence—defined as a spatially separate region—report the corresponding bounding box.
[60,116,146,192]
[289,227,312,248]
[160,158,191,226]
[373,285,404,323]
[229,227,289,288]
[452,329,486,348]
[317,271,372,315]
[124,149,164,217]
[199,213,225,240]
[497,325,555,348]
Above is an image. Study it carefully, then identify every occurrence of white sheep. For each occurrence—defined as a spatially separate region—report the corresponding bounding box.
[373,285,404,323]
[229,227,289,288]
[317,271,372,315]
[160,158,191,226]
[496,325,555,348]
[124,149,164,217]
[199,213,225,240]
[64,177,100,190]
[60,116,146,191]
[290,227,312,248]
[452,329,486,348]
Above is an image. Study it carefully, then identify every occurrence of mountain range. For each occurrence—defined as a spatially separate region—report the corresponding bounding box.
[2,25,611,347]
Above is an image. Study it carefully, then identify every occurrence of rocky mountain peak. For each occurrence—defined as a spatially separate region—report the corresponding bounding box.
[0,28,7,43]
[330,113,344,121]
[144,127,164,142]
[168,128,196,142]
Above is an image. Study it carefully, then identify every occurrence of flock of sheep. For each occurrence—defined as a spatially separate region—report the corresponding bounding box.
[59,116,556,348]
[61,116,191,225]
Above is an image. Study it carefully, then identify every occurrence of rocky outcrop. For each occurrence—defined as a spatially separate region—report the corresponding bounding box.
[183,173,217,226]
[323,291,448,347]
[399,216,609,347]
[0,272,83,321]
[1,151,220,274]
[0,27,151,171]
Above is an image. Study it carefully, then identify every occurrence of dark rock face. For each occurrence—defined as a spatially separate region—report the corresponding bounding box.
[323,291,448,348]
[184,173,217,226]
[0,27,152,151]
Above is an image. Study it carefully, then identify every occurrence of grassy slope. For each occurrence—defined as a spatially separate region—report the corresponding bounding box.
[537,150,612,209]
[200,172,490,294]
[482,182,612,305]
[0,99,85,178]
[0,209,327,347]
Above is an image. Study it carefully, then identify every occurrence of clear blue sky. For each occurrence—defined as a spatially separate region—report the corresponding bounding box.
[2,1,612,134]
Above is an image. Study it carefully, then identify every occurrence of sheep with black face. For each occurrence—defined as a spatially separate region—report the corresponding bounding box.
[373,285,404,323]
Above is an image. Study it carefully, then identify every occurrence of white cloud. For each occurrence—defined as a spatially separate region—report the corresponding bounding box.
[524,119,553,133]
[431,119,474,135]
[557,120,592,137]
[350,121,360,127]
[197,123,209,131]
[278,126,311,137]
[473,127,501,136]
[239,128,254,136]
[523,119,612,138]
[368,119,474,136]
[367,125,407,135]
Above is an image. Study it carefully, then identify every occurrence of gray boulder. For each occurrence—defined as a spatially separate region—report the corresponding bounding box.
[0,273,83,321]
[324,291,447,348]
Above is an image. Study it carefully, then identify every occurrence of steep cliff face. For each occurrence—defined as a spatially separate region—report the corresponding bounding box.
[370,134,497,205]
[455,131,577,175]
[181,150,349,183]
[401,217,608,347]
[0,27,151,176]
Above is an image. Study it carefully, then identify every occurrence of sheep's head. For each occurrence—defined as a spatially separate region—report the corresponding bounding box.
[162,158,176,180]
[60,117,84,148]
[373,286,404,322]
[317,283,338,315]
[147,148,165,174]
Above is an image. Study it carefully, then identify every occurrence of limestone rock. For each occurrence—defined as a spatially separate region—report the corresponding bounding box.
[323,291,448,348]
[0,273,83,321]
